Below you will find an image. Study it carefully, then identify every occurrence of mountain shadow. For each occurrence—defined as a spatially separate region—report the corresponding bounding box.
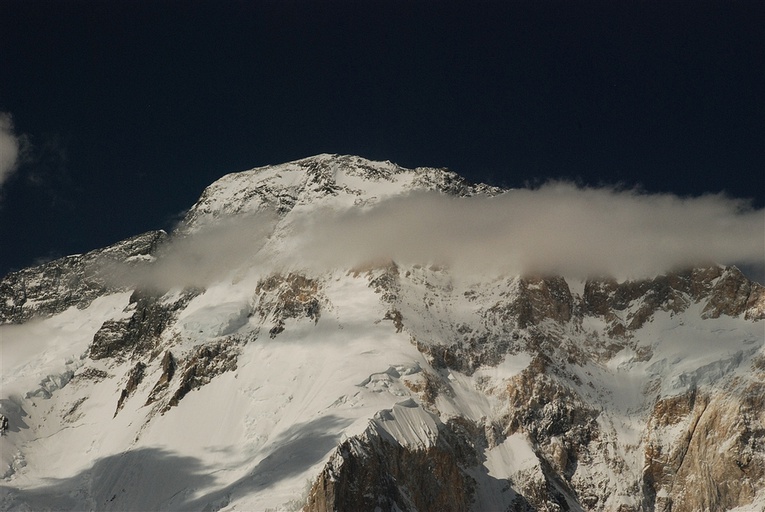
[1,447,215,511]
[1,414,353,512]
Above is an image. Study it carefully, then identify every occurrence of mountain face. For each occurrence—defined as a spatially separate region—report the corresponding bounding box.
[1,154,764,511]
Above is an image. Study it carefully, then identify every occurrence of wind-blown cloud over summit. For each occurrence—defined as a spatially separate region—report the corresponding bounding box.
[289,184,764,279]
[118,182,765,288]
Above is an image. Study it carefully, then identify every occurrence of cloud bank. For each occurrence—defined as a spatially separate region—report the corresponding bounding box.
[114,183,765,288]
[0,113,20,187]
[105,213,279,290]
[290,184,764,279]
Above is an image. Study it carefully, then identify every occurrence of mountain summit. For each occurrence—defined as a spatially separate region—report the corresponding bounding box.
[1,155,764,511]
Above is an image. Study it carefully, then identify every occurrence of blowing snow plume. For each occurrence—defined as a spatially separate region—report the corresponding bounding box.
[113,182,764,288]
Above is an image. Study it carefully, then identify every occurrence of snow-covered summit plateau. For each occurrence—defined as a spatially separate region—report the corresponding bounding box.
[1,154,764,511]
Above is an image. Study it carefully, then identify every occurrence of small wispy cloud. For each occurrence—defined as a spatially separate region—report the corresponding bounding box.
[108,182,765,289]
[0,112,20,188]
[0,116,70,207]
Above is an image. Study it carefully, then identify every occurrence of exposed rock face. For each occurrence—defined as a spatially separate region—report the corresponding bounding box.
[306,419,480,512]
[702,266,765,320]
[643,384,765,512]
[70,367,109,384]
[0,230,166,324]
[89,288,199,361]
[581,266,765,331]
[255,273,323,337]
[165,340,239,411]
[582,267,719,331]
[114,362,146,417]
[501,355,598,459]
[507,276,574,329]
[145,350,177,406]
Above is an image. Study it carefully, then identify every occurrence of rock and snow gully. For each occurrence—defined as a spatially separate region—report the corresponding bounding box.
[1,154,763,511]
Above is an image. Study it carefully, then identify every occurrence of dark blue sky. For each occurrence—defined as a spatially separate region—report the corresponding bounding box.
[1,0,763,276]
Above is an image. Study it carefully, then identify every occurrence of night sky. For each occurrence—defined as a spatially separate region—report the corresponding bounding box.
[1,0,763,277]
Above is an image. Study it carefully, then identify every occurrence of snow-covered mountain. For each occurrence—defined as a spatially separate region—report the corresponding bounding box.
[1,154,763,511]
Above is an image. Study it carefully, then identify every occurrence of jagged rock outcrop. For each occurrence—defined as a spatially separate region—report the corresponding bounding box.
[255,273,323,337]
[502,276,574,329]
[500,355,598,457]
[643,384,765,512]
[145,350,177,406]
[114,362,146,417]
[70,367,109,384]
[306,417,482,512]
[165,340,239,411]
[0,230,166,324]
[582,265,765,331]
[89,288,199,361]
[702,266,765,320]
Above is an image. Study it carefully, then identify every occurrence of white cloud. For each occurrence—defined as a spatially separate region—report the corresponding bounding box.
[0,112,20,187]
[110,182,765,288]
[287,184,764,280]
[103,212,280,290]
